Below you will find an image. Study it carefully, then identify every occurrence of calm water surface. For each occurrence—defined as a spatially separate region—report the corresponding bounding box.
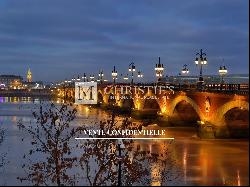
[0,97,248,186]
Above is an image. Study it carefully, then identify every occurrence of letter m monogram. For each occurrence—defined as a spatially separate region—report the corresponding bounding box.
[75,82,97,104]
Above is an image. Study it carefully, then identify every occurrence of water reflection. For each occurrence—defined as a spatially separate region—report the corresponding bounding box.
[183,147,187,184]
[0,97,38,104]
[237,170,241,186]
[151,162,161,186]
[0,97,248,186]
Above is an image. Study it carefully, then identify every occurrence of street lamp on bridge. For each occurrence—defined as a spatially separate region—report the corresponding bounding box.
[181,64,189,75]
[90,75,95,82]
[111,66,118,84]
[137,70,143,78]
[128,62,136,85]
[219,65,228,84]
[194,49,208,87]
[137,70,143,84]
[155,57,164,82]
[76,75,81,81]
[123,74,129,81]
[82,73,87,82]
[98,70,104,83]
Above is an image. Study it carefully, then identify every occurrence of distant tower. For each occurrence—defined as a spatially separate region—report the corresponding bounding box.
[27,67,32,82]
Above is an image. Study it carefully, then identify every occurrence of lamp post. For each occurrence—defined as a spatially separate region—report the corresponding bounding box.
[181,64,189,75]
[155,57,164,82]
[82,73,87,82]
[128,62,136,85]
[219,65,228,84]
[90,75,95,82]
[137,70,143,84]
[123,74,129,84]
[194,49,207,87]
[180,64,190,87]
[98,70,104,84]
[76,75,81,82]
[111,66,118,84]
[137,70,143,78]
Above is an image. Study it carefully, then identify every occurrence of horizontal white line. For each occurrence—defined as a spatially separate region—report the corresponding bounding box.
[75,137,174,140]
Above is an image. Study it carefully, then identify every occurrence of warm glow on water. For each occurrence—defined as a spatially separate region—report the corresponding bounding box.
[0,98,248,186]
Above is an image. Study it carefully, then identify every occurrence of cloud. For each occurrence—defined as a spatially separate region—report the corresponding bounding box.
[0,0,248,82]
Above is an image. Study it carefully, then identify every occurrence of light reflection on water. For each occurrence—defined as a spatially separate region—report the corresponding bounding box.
[0,97,248,186]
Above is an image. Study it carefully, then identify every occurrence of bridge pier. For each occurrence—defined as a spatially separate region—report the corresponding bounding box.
[197,121,231,139]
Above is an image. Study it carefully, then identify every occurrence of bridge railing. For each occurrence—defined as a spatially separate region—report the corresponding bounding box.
[203,84,249,95]
[56,82,249,95]
[155,83,249,95]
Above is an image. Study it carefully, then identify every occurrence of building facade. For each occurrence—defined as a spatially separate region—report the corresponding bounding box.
[0,75,23,89]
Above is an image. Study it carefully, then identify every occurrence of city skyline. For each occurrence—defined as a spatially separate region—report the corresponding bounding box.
[0,0,249,82]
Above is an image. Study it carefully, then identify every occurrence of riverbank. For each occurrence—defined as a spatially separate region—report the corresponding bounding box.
[0,89,54,98]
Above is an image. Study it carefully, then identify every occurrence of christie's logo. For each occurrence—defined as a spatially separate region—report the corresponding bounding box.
[75,82,175,105]
[75,82,97,104]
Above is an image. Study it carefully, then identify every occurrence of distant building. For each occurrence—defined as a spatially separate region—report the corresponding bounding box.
[23,68,44,89]
[0,75,23,89]
[22,81,44,89]
[27,67,32,82]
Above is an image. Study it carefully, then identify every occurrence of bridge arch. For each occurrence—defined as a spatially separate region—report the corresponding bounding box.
[141,92,161,115]
[107,93,116,106]
[119,94,135,109]
[169,95,205,122]
[213,100,249,126]
[97,91,104,104]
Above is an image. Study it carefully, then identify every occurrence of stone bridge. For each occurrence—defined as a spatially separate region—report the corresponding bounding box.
[57,83,249,138]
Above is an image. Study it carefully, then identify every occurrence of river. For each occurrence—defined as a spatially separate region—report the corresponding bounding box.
[0,97,248,186]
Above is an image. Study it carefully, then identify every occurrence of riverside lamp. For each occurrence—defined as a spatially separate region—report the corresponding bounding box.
[194,49,207,88]
[155,57,164,81]
[219,65,228,84]
[111,66,118,83]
